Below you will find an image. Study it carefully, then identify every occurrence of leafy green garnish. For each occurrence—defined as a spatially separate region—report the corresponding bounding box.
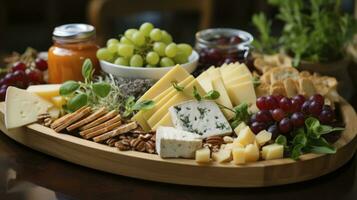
[171,81,184,92]
[223,103,251,129]
[123,96,155,117]
[193,86,202,101]
[203,90,220,100]
[59,59,112,112]
[275,117,344,160]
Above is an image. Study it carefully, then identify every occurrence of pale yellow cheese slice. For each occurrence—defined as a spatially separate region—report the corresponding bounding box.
[224,73,253,87]
[227,81,256,106]
[196,71,213,92]
[152,112,173,130]
[211,77,234,119]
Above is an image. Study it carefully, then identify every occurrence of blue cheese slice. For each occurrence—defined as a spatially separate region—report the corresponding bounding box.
[169,100,232,138]
[5,86,53,129]
[156,126,202,158]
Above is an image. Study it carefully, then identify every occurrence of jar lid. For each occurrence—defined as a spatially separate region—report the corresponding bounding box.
[53,24,95,43]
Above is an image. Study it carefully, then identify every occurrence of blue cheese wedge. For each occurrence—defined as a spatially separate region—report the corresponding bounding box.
[169,100,232,138]
[5,86,53,129]
[156,126,202,158]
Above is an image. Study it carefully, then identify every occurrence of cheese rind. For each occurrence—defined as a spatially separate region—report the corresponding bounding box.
[169,100,232,139]
[156,126,202,158]
[5,87,53,129]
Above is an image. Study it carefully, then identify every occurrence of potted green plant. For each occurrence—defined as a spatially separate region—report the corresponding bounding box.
[252,0,356,98]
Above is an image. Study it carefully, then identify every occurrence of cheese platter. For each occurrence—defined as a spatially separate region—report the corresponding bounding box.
[1,22,357,187]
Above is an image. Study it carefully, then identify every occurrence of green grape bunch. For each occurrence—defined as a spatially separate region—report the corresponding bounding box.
[96,22,193,68]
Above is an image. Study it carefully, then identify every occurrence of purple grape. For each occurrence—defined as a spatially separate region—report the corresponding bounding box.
[301,100,311,115]
[266,95,278,110]
[250,122,267,134]
[291,99,303,112]
[249,113,257,125]
[279,97,292,112]
[267,124,280,139]
[271,108,286,122]
[292,95,305,104]
[279,117,292,134]
[290,112,305,128]
[319,109,335,124]
[308,100,323,117]
[256,110,273,123]
[256,96,268,110]
[309,94,324,105]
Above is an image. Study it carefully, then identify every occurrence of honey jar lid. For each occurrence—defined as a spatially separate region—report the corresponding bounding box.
[53,24,96,43]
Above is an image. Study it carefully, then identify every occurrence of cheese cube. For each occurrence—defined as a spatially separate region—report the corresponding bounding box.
[27,84,61,102]
[155,126,202,158]
[195,148,211,163]
[244,144,260,162]
[169,100,232,139]
[234,122,247,137]
[236,126,255,146]
[262,144,284,160]
[212,149,232,163]
[51,96,66,108]
[232,139,244,148]
[232,147,245,164]
[223,143,234,150]
[5,87,53,129]
[255,130,272,146]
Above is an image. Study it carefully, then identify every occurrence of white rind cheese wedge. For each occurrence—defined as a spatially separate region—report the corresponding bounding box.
[5,86,53,129]
[169,100,232,139]
[156,126,202,158]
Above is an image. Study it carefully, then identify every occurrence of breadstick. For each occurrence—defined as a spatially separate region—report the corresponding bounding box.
[79,115,121,136]
[93,122,137,143]
[54,107,91,132]
[84,121,122,139]
[51,106,88,129]
[80,110,119,130]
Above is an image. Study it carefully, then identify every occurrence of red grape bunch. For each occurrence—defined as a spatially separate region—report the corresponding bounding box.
[0,58,47,101]
[250,94,335,138]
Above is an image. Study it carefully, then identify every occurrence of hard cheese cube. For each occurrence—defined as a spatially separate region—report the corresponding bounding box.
[169,100,232,139]
[232,147,245,164]
[234,122,247,137]
[195,148,211,163]
[212,149,232,163]
[262,144,284,160]
[236,126,255,146]
[244,144,260,162]
[255,130,272,146]
[155,126,202,158]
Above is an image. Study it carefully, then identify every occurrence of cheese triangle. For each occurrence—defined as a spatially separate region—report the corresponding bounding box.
[5,86,53,129]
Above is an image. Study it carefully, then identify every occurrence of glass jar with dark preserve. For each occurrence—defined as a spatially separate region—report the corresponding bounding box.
[48,24,100,84]
[195,28,253,74]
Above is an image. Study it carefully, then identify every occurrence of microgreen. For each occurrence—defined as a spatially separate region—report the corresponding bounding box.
[123,96,155,117]
[171,81,184,92]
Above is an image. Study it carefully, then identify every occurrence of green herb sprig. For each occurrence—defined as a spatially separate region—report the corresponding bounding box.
[59,59,112,112]
[275,117,344,160]
[192,86,220,101]
[123,96,155,117]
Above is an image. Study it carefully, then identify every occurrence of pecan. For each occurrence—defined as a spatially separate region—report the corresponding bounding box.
[37,113,53,127]
[223,136,234,143]
[138,133,152,141]
[130,138,146,152]
[145,140,155,154]
[115,141,131,151]
[106,137,119,147]
[205,136,224,146]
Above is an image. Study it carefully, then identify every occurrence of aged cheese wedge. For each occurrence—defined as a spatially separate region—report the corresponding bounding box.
[141,76,194,120]
[195,148,211,163]
[244,144,260,162]
[232,147,245,164]
[156,126,202,158]
[27,84,61,102]
[262,144,284,160]
[211,77,234,119]
[5,87,53,129]
[236,126,255,146]
[138,65,190,101]
[227,81,256,106]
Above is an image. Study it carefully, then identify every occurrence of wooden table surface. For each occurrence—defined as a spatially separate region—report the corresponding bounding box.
[1,97,357,200]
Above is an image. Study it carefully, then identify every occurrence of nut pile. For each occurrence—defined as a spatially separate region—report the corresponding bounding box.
[203,135,234,152]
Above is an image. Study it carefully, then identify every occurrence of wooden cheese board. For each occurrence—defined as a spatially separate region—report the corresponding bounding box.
[0,100,356,188]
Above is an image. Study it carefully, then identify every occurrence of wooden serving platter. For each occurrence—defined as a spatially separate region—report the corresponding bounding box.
[0,101,357,188]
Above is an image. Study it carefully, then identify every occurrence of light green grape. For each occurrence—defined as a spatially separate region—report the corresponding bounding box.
[153,42,167,56]
[96,48,114,61]
[107,43,118,53]
[139,22,154,37]
[130,54,144,67]
[165,43,177,58]
[120,36,133,45]
[106,38,119,46]
[114,57,129,66]
[124,29,138,39]
[117,44,134,58]
[161,30,173,44]
[132,31,145,46]
[146,64,157,68]
[177,43,193,56]
[160,57,175,67]
[173,52,188,64]
[146,51,160,65]
[149,28,162,41]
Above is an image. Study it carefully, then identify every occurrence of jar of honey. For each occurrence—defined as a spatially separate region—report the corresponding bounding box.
[48,24,100,83]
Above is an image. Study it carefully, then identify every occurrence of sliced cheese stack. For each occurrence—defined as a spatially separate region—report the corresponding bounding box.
[5,87,54,129]
[169,100,232,138]
[196,62,257,117]
[132,65,206,131]
[156,126,202,158]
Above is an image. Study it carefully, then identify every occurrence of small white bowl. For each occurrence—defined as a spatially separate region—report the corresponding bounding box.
[100,50,199,80]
